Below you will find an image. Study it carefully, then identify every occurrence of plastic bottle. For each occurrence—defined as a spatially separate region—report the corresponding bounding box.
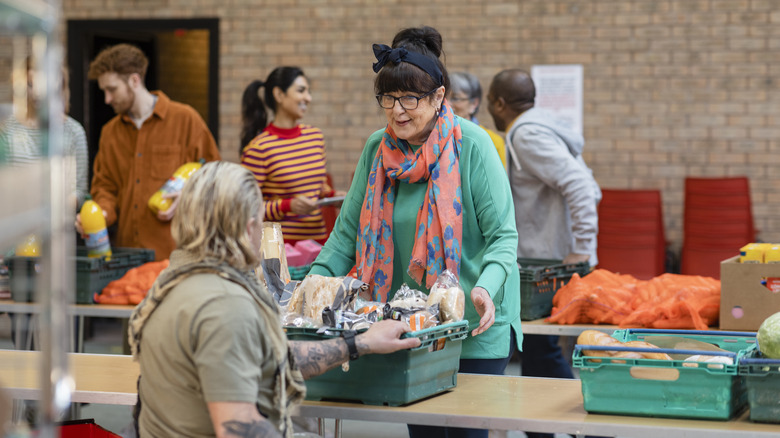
[15,234,40,257]
[80,195,112,259]
[148,158,206,214]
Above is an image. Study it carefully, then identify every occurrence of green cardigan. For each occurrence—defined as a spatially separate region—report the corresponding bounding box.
[309,118,522,359]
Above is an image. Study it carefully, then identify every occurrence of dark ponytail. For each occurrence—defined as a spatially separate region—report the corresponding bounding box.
[240,79,268,150]
[240,67,306,151]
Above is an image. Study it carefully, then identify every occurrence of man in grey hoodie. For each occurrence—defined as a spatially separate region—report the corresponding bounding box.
[487,69,602,438]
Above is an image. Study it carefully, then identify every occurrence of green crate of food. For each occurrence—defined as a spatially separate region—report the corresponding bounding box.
[574,328,756,420]
[738,343,780,423]
[517,257,590,320]
[75,246,155,304]
[288,264,311,281]
[284,320,469,406]
[9,247,155,304]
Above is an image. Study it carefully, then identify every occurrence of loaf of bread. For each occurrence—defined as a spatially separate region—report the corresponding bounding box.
[577,330,622,357]
[623,340,673,360]
[426,284,465,323]
[577,330,672,360]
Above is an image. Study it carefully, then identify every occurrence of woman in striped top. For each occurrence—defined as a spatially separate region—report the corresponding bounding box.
[240,67,343,244]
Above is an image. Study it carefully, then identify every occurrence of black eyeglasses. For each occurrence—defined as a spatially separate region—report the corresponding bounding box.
[375,88,438,110]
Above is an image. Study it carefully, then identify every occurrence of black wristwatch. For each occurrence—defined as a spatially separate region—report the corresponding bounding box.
[342,330,359,361]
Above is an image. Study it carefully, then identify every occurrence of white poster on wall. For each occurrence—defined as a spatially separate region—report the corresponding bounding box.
[530,64,583,135]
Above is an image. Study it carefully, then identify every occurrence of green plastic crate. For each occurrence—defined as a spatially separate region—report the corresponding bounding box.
[517,257,590,320]
[574,328,756,420]
[75,247,155,304]
[738,344,780,423]
[288,264,311,281]
[8,247,155,304]
[285,320,469,406]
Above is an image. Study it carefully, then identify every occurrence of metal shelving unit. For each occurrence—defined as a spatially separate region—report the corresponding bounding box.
[1,0,74,436]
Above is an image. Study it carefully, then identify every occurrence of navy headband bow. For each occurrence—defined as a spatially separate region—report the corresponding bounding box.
[372,43,444,87]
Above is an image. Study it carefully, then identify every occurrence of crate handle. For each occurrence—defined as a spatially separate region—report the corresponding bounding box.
[575,345,737,358]
[629,366,680,381]
[625,328,756,337]
[740,357,780,365]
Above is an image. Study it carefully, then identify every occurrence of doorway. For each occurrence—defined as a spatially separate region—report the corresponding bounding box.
[66,18,219,183]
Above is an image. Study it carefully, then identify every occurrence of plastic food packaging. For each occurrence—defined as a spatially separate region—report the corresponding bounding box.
[295,239,323,265]
[80,195,112,259]
[426,269,466,323]
[384,303,439,331]
[287,274,368,326]
[576,329,672,361]
[148,158,205,214]
[285,243,307,267]
[261,222,291,301]
[388,284,428,309]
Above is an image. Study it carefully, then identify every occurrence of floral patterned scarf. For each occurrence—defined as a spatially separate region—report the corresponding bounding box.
[357,101,463,302]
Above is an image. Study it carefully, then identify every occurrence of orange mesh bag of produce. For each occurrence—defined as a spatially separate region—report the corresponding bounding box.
[94,260,170,305]
[547,269,720,330]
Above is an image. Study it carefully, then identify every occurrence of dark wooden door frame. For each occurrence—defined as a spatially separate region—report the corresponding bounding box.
[66,18,220,143]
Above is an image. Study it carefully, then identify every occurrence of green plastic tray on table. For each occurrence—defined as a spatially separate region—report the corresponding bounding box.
[8,247,155,304]
[517,257,590,320]
[739,343,780,423]
[574,328,756,420]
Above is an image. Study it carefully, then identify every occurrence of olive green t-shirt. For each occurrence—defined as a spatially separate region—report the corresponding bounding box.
[138,272,279,437]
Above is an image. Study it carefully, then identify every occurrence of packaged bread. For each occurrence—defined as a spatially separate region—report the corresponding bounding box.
[262,222,290,284]
[577,330,672,360]
[577,330,622,357]
[293,274,368,326]
[389,284,428,308]
[623,340,673,361]
[426,270,465,323]
[683,354,734,366]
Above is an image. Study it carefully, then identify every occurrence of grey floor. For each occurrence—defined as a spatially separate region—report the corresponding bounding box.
[0,315,575,437]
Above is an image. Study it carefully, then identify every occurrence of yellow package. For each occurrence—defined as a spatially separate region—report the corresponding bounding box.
[765,245,780,263]
[740,243,764,263]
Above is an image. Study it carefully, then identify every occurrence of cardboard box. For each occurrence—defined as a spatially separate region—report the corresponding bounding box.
[720,256,780,330]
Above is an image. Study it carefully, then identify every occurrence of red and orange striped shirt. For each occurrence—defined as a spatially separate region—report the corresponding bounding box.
[241,123,332,243]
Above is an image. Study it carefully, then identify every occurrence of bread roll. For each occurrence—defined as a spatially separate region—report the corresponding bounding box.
[623,340,673,361]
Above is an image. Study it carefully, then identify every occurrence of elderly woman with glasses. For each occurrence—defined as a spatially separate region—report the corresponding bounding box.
[309,26,522,438]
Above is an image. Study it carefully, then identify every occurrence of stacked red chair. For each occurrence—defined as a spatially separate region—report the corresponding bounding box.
[680,176,755,279]
[597,189,666,279]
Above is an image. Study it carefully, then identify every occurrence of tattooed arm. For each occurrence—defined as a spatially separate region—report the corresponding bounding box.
[288,319,422,379]
[207,401,281,438]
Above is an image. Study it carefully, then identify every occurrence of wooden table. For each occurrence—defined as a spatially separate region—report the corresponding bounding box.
[1,350,778,437]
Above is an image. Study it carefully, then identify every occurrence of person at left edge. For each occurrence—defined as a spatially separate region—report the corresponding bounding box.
[76,43,221,261]
[308,25,522,438]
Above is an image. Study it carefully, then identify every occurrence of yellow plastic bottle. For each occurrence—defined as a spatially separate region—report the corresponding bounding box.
[148,158,206,214]
[80,195,112,259]
[15,234,40,257]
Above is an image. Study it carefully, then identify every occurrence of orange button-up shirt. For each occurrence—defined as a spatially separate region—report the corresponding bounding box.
[90,91,220,260]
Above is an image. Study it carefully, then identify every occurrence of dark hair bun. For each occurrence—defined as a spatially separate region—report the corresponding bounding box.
[392,26,443,59]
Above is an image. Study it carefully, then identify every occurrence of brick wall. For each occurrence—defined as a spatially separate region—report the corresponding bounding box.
[22,0,780,250]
